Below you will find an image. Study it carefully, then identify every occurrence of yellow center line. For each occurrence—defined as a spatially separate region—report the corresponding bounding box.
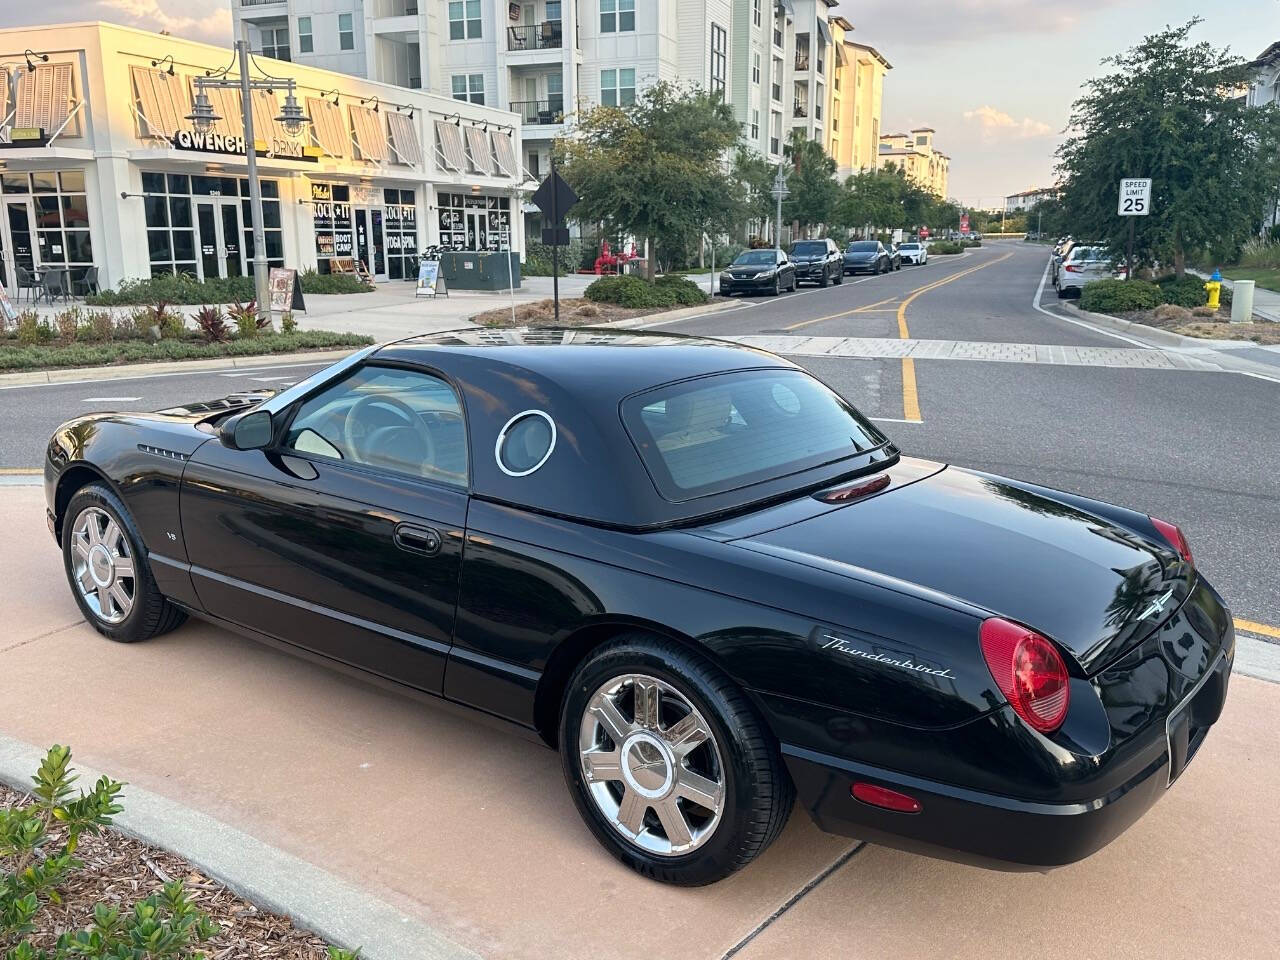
[1235,618,1280,640]
[896,251,1014,419]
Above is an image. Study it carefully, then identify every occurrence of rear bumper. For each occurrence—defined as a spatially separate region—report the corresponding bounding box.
[784,645,1233,870]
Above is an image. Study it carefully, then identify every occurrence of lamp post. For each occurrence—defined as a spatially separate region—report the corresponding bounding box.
[187,40,310,320]
[771,164,789,259]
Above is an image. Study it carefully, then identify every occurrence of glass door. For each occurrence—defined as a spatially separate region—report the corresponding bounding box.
[354,208,369,274]
[3,201,36,294]
[370,209,385,278]
[195,199,244,280]
[465,209,488,250]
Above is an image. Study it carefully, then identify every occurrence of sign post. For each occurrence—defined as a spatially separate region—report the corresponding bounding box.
[1117,178,1151,281]
[531,156,579,324]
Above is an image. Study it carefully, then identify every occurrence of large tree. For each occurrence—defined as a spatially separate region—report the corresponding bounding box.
[783,130,841,237]
[557,82,742,278]
[1057,19,1280,275]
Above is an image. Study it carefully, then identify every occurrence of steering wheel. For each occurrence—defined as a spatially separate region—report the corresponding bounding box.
[341,393,435,469]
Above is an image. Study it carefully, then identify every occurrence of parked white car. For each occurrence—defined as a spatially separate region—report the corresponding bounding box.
[1056,245,1115,297]
[898,241,928,265]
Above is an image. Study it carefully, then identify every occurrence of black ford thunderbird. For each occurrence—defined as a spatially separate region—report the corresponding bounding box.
[44,329,1233,885]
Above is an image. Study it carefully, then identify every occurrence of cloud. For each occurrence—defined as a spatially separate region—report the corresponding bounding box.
[849,0,1138,50]
[3,1,232,45]
[963,105,1055,139]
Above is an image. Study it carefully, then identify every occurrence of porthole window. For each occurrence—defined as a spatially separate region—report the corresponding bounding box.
[496,410,556,477]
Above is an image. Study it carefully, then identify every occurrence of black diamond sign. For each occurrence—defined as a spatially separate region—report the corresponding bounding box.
[531,171,579,226]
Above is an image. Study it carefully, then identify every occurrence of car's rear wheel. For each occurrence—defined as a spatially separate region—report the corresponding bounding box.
[62,483,186,643]
[560,635,793,885]
[771,275,781,296]
[834,268,843,285]
[819,268,830,288]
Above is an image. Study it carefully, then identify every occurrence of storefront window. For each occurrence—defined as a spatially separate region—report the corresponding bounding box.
[311,182,354,274]
[0,170,94,285]
[142,173,282,278]
[383,188,418,280]
[437,193,510,252]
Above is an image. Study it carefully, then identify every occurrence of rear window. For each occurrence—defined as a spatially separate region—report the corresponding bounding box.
[846,241,878,252]
[1070,247,1105,261]
[622,369,887,502]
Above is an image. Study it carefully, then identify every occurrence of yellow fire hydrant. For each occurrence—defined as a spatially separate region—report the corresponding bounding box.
[1204,270,1223,311]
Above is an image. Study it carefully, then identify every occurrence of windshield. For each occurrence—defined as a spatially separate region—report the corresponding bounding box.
[791,241,827,256]
[734,250,777,266]
[846,241,878,253]
[900,243,921,250]
[623,369,887,502]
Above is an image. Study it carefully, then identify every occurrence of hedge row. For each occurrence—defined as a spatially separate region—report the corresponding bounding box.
[583,274,709,309]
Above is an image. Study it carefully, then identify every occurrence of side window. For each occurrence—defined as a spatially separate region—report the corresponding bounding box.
[283,365,468,487]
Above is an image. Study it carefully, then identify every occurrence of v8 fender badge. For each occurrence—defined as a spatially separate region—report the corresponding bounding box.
[812,628,956,679]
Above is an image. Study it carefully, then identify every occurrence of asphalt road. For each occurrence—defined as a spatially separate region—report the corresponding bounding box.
[3,242,1278,636]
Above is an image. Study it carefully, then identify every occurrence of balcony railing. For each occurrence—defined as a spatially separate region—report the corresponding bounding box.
[508,22,563,50]
[240,0,286,6]
[793,99,808,118]
[795,53,809,71]
[511,98,566,125]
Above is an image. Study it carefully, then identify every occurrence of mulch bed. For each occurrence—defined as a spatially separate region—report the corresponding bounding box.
[470,297,663,328]
[0,783,335,958]
[1120,308,1280,345]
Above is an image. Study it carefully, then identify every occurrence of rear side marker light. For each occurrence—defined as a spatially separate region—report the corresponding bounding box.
[851,782,922,814]
[980,618,1071,734]
[1150,516,1193,567]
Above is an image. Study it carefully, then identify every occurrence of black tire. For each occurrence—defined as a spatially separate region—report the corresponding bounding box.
[771,275,780,296]
[62,482,186,643]
[1056,286,1067,299]
[834,269,844,285]
[819,268,830,288]
[560,634,794,886]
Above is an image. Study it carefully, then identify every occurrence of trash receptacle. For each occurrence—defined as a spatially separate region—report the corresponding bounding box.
[1230,279,1255,325]
[439,252,521,291]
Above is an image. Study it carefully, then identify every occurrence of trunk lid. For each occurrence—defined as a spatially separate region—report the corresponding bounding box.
[727,465,1190,674]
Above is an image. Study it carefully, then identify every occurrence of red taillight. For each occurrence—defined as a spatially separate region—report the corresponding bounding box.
[1150,516,1193,567]
[980,618,1070,734]
[851,782,922,813]
[1064,263,1082,272]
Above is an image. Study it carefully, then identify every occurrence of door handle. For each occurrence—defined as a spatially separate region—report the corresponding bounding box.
[394,523,442,556]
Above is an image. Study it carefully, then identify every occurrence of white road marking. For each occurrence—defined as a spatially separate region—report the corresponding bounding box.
[249,376,295,382]
[870,417,924,424]
[0,361,331,391]
[81,396,142,402]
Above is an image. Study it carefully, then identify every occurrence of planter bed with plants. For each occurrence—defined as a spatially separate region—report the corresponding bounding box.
[1,746,355,959]
[0,305,372,372]
[84,271,372,307]
[1076,277,1275,343]
[471,273,710,328]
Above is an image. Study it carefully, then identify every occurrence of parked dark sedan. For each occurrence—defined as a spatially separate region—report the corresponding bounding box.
[46,330,1233,886]
[788,239,844,287]
[843,240,892,275]
[718,249,797,296]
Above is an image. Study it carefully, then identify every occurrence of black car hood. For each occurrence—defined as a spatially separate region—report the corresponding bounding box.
[729,466,1190,674]
[844,252,876,259]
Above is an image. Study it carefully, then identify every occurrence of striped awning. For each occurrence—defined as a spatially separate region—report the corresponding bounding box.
[349,104,386,162]
[250,88,286,145]
[435,120,467,171]
[130,65,192,139]
[15,63,77,136]
[465,126,493,175]
[491,130,518,177]
[1,68,12,132]
[816,17,831,45]
[306,98,345,158]
[386,111,422,165]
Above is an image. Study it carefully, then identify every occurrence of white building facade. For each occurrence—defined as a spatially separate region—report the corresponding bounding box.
[232,0,839,181]
[0,21,524,298]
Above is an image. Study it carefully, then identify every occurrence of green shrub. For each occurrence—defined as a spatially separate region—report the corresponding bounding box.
[299,269,374,294]
[85,273,255,306]
[1239,237,1280,269]
[1079,278,1162,314]
[928,240,963,255]
[193,304,229,343]
[17,311,40,345]
[228,300,266,338]
[584,274,706,309]
[654,273,710,306]
[523,239,587,277]
[55,308,83,341]
[1156,274,1209,308]
[280,310,297,334]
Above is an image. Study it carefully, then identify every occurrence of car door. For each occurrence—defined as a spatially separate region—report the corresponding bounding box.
[181,362,470,694]
[779,251,795,287]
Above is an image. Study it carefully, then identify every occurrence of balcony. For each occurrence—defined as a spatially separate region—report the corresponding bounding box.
[508,22,563,51]
[793,99,808,118]
[240,0,286,6]
[771,83,782,103]
[511,98,566,126]
[795,53,809,72]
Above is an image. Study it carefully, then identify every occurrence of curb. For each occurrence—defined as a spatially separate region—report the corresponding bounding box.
[1062,303,1191,348]
[600,297,744,329]
[0,733,480,960]
[0,349,359,388]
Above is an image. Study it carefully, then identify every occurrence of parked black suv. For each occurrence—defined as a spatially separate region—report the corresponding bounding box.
[788,239,844,287]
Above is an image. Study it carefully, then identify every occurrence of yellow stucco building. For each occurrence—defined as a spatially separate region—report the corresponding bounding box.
[826,17,890,179]
[877,128,950,198]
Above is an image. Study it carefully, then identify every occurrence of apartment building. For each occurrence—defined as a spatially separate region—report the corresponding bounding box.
[826,17,888,178]
[1004,187,1057,214]
[878,127,949,198]
[232,1,885,184]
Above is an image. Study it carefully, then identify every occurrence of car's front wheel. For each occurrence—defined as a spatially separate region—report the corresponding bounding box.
[560,635,794,885]
[62,483,186,643]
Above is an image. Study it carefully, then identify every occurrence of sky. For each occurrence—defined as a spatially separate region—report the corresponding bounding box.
[5,0,1279,207]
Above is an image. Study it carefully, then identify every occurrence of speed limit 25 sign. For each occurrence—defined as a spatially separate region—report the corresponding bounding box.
[1118,178,1152,216]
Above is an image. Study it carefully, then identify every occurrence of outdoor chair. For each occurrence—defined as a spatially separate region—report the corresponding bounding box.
[71,266,100,297]
[14,266,40,303]
[40,267,70,304]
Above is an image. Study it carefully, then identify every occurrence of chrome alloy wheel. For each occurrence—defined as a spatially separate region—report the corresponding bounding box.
[578,674,726,856]
[70,506,135,625]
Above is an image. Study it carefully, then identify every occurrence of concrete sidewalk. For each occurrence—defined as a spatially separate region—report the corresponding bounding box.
[3,484,1279,959]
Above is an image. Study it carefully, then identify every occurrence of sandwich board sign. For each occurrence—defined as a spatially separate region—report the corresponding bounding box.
[1118,178,1151,216]
[417,259,446,298]
[267,267,306,314]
